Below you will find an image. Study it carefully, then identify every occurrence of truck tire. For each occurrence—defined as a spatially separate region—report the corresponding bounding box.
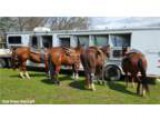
[0,58,6,68]
[103,65,121,81]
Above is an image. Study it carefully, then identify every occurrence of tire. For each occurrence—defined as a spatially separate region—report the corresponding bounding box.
[0,58,6,68]
[103,65,121,81]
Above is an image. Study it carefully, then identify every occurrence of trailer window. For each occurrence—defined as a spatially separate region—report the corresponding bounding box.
[60,38,70,48]
[110,34,131,47]
[42,36,52,48]
[77,36,89,48]
[30,36,39,49]
[8,36,21,44]
[92,35,109,47]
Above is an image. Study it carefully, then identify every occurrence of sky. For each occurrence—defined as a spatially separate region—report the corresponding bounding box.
[91,17,160,29]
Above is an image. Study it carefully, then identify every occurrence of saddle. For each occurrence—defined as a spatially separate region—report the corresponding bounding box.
[30,49,48,63]
[62,47,75,56]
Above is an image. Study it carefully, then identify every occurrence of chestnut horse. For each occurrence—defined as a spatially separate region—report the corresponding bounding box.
[11,47,49,79]
[48,47,81,85]
[122,50,149,96]
[80,45,110,91]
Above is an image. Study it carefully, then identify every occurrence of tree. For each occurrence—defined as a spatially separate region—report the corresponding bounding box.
[14,17,47,31]
[47,17,90,30]
[0,17,17,31]
[0,17,91,31]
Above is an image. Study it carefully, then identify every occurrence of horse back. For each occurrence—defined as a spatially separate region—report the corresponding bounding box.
[122,51,147,74]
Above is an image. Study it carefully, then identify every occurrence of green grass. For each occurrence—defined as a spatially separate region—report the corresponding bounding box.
[0,68,160,104]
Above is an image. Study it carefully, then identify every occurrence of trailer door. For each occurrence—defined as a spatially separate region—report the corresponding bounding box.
[30,36,40,51]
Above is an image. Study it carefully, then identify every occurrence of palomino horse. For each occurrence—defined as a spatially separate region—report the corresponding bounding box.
[48,47,81,85]
[80,45,110,91]
[11,47,49,79]
[122,50,149,96]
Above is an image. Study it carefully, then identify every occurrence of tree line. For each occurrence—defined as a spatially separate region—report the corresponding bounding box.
[0,17,91,32]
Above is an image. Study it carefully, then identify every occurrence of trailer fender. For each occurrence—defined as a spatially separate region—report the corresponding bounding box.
[103,65,122,81]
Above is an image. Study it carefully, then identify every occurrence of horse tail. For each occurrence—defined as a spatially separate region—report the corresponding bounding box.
[138,58,149,93]
[95,48,103,59]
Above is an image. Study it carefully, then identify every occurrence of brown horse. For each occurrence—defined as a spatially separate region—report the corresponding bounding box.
[122,50,149,96]
[11,47,49,79]
[80,45,110,91]
[48,46,81,85]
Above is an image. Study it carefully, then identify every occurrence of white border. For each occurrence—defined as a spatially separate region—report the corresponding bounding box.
[0,0,160,16]
[0,105,160,120]
[0,0,160,120]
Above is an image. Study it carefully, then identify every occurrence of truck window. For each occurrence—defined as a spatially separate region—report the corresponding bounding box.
[60,38,70,48]
[92,35,109,47]
[8,36,21,44]
[42,36,52,48]
[30,36,39,49]
[77,36,89,48]
[110,34,131,47]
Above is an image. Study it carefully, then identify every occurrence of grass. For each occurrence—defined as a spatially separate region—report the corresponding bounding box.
[0,68,160,104]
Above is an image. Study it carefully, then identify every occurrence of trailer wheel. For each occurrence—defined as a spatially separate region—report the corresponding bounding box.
[103,65,121,81]
[0,58,6,68]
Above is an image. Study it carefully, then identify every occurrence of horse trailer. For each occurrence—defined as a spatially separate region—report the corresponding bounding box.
[4,27,160,80]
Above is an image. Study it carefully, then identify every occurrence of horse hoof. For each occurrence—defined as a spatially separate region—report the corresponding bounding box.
[54,81,60,86]
[27,77,31,80]
[20,76,25,79]
[91,88,96,91]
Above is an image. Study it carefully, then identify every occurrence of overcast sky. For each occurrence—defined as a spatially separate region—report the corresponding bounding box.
[91,17,160,29]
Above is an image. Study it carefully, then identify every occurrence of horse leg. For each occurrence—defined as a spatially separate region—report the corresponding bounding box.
[84,72,91,89]
[24,71,31,80]
[136,77,141,95]
[53,66,61,85]
[131,75,135,88]
[73,72,79,81]
[72,72,78,81]
[72,64,79,81]
[90,69,96,91]
[19,71,25,79]
[101,66,107,86]
[44,60,49,75]
[125,73,130,88]
[22,62,30,80]
[19,62,25,79]
[96,66,103,85]
[141,77,149,97]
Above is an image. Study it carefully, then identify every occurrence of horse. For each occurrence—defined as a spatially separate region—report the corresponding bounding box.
[11,47,49,79]
[122,47,136,87]
[80,45,110,91]
[121,50,149,96]
[48,46,81,85]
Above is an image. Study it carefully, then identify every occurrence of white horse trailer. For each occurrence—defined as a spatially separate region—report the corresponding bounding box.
[5,27,160,79]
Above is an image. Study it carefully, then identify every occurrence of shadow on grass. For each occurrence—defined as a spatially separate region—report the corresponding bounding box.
[107,81,137,96]
[10,72,46,78]
[69,80,86,90]
[41,79,55,85]
[58,75,73,81]
[41,75,73,85]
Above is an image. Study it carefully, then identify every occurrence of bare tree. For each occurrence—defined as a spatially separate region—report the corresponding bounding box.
[0,17,91,31]
[14,17,47,31]
[47,17,90,30]
[0,17,17,31]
